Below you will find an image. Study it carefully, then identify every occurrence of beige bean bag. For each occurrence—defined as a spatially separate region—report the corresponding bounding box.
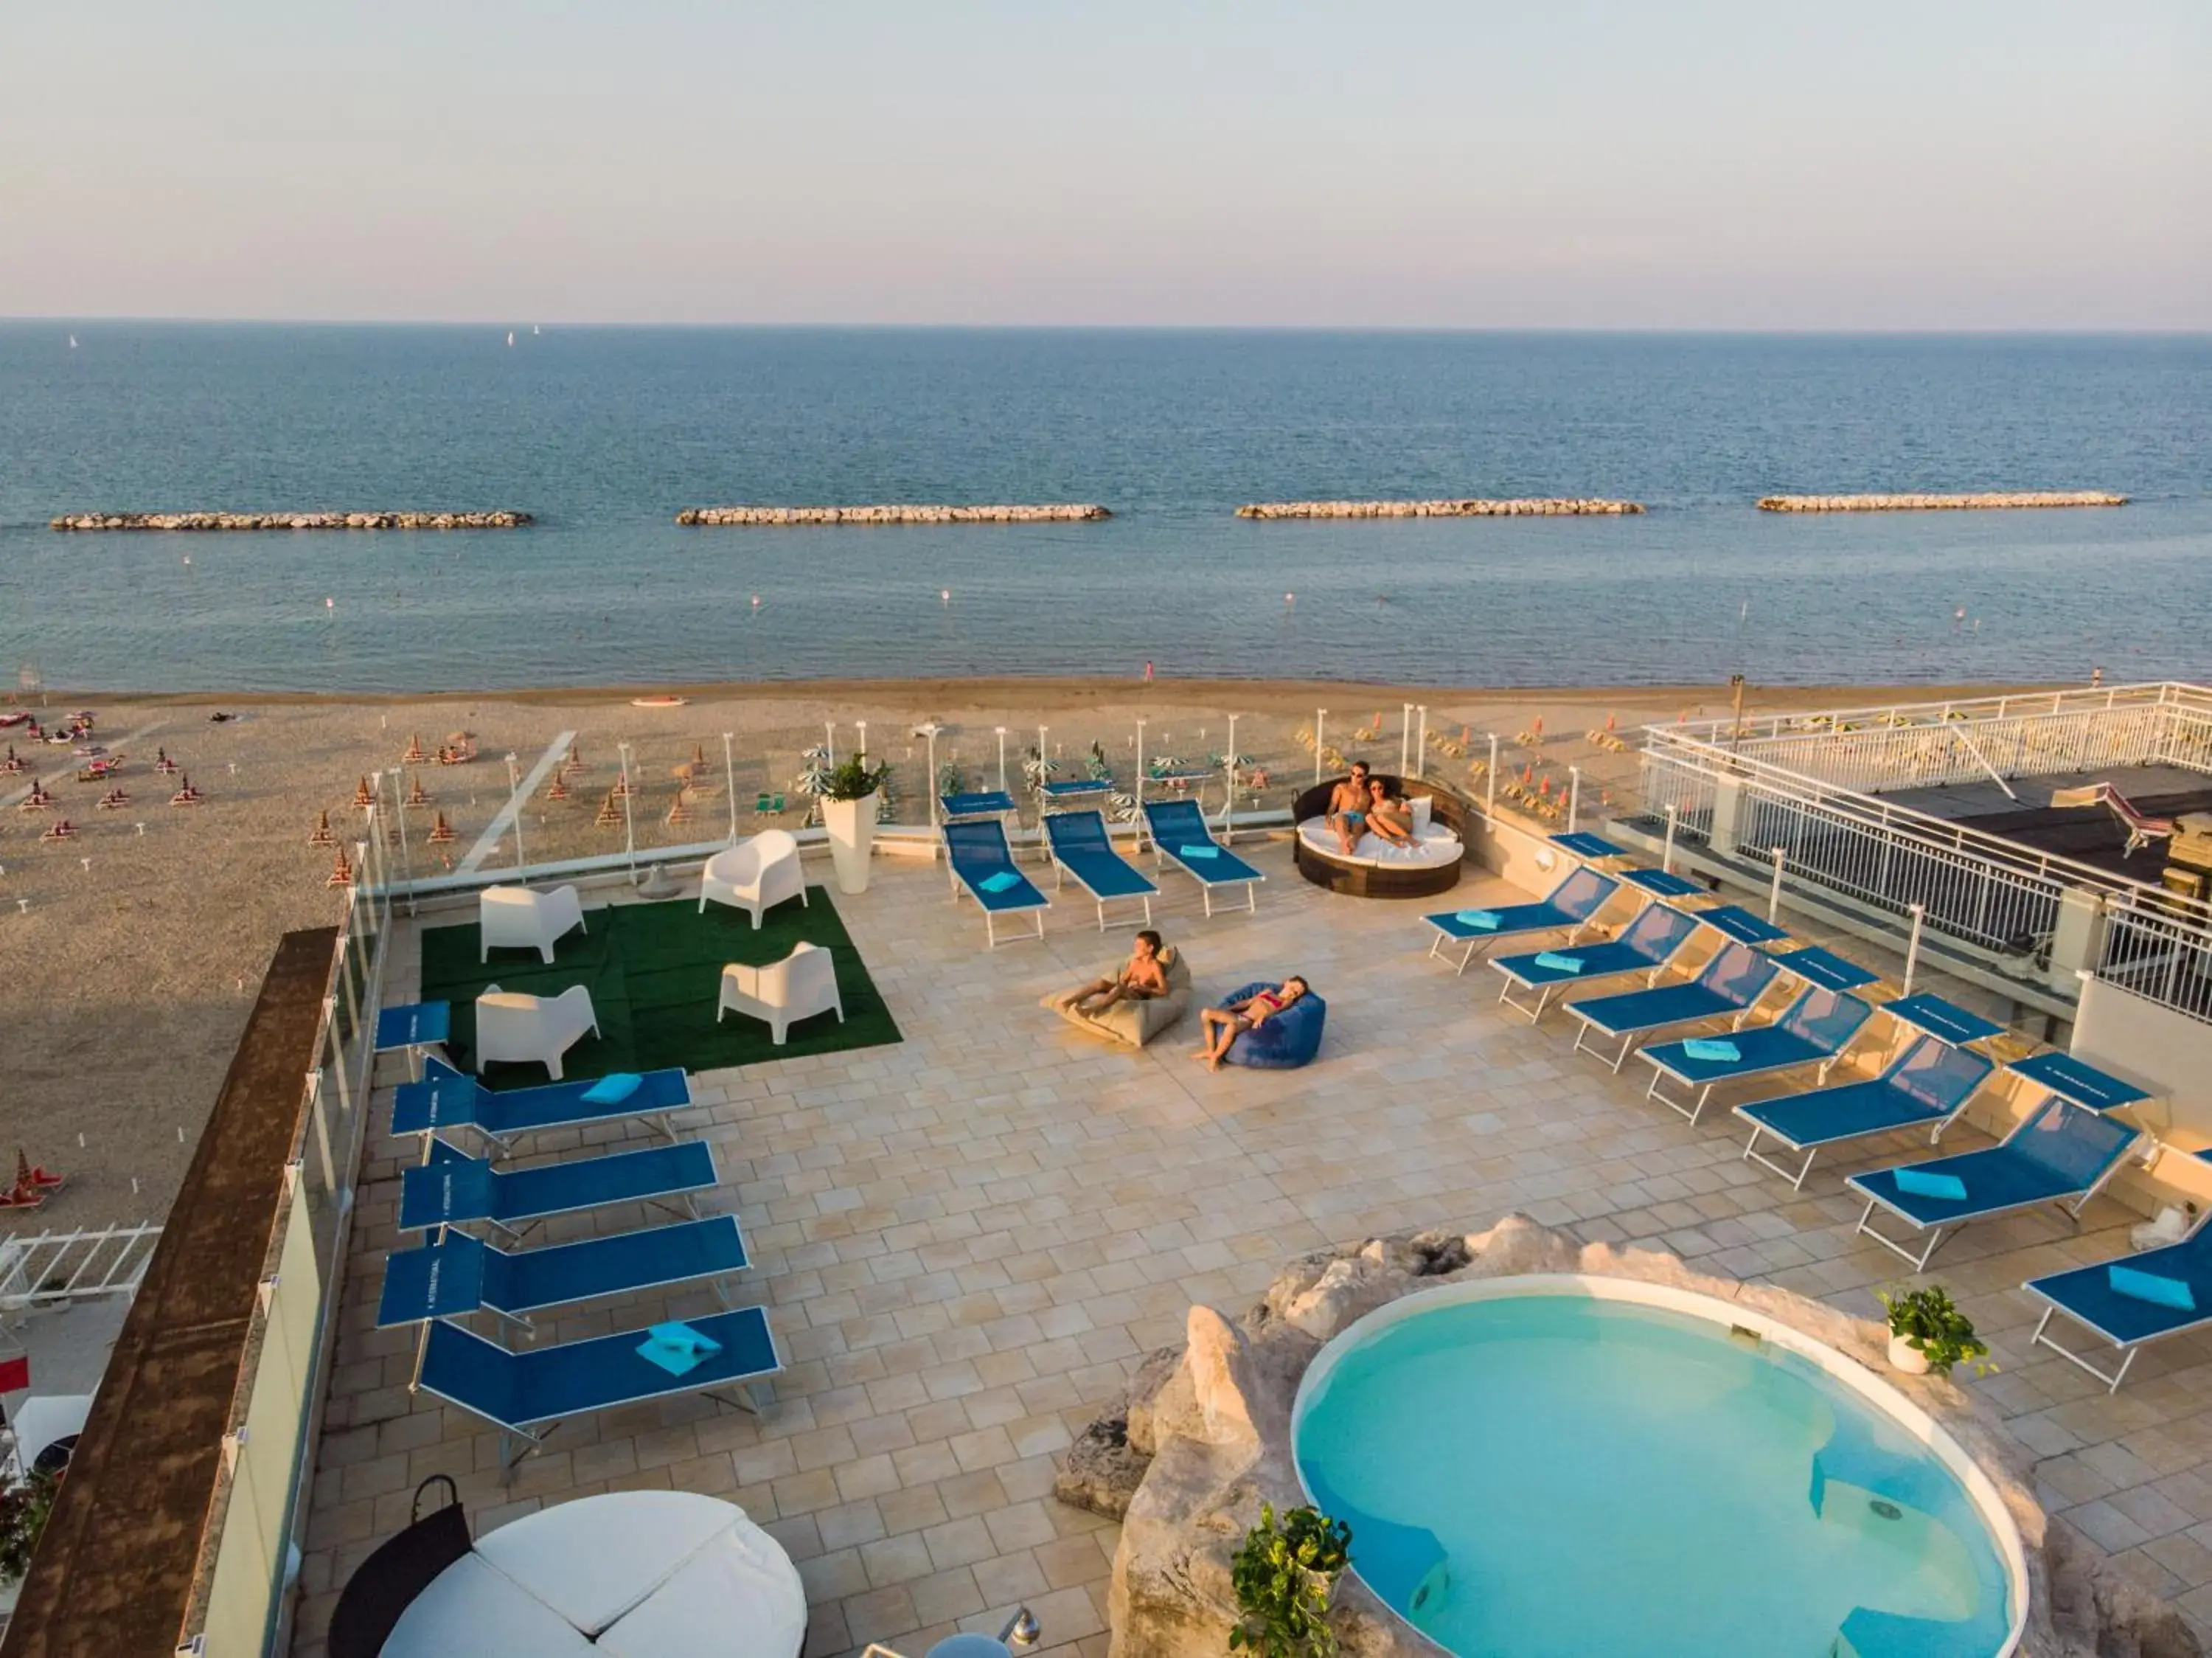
[1044,943,1192,1048]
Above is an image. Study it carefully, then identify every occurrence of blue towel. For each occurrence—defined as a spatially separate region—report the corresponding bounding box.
[1534,951,1583,974]
[1683,1038,1740,1062]
[978,870,1021,894]
[1893,1167,1967,1201]
[2109,1264,2197,1312]
[636,1320,724,1377]
[582,1072,642,1105]
[1455,909,1502,929]
[1180,844,1220,861]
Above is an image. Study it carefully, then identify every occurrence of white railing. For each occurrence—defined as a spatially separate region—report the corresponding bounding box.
[2099,899,2212,1027]
[0,1224,162,1311]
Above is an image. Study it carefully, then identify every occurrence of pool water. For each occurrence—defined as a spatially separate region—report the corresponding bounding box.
[1294,1292,2014,1658]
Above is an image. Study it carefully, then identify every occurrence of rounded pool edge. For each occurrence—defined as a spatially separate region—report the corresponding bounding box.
[1288,1273,2031,1658]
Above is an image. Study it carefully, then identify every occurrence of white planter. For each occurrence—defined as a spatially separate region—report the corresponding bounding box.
[1888,1332,1930,1375]
[822,794,879,895]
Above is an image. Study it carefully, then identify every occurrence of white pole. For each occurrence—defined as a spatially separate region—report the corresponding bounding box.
[1663,804,1678,873]
[619,741,637,882]
[1904,903,1926,996]
[1486,732,1498,816]
[856,720,866,760]
[1037,725,1048,785]
[387,770,415,915]
[1399,703,1413,780]
[1567,765,1581,834]
[505,752,525,873]
[1416,705,1428,780]
[1767,845,1786,923]
[1224,713,1239,844]
[995,727,1008,793]
[927,728,940,824]
[824,721,835,768]
[722,732,737,844]
[1315,710,1326,784]
[1135,718,1147,836]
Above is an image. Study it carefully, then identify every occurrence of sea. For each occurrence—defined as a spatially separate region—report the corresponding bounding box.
[1,326,2206,695]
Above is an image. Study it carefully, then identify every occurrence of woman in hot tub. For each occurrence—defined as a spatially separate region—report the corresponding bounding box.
[1365,777,1418,848]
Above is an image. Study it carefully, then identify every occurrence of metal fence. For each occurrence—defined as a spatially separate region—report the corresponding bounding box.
[2100,899,2212,1026]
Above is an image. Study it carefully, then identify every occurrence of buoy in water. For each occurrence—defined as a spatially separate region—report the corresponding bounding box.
[325,597,335,610]
[750,594,761,608]
[1284,592,1295,604]
[940,589,950,603]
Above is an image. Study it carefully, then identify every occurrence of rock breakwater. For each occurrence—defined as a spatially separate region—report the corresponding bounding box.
[50,511,532,531]
[1759,492,2126,513]
[676,503,1110,525]
[1237,497,1642,518]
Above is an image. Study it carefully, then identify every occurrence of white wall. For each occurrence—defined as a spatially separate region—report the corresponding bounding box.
[2073,976,2212,1213]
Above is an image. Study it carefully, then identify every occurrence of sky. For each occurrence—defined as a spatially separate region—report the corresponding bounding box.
[2,1,2208,329]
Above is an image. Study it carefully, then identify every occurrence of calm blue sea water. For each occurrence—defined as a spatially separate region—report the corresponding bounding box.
[1,326,2205,693]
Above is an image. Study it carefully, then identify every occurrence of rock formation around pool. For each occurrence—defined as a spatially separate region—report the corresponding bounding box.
[1056,1215,2198,1658]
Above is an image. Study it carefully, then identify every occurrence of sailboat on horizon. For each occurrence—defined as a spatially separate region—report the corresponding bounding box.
[67,333,77,349]
[507,330,515,347]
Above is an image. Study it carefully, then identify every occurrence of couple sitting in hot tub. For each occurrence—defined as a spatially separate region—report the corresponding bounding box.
[1325,760,1417,855]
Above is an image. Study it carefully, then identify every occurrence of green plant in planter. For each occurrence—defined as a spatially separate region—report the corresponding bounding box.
[1879,1284,1993,1376]
[1,1469,60,1586]
[1228,1503,1353,1658]
[820,754,894,803]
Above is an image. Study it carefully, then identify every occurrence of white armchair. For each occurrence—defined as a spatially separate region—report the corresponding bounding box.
[698,830,807,928]
[475,984,599,1078]
[717,941,844,1046]
[479,884,587,964]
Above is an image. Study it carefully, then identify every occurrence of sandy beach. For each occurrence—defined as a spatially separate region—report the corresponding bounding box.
[0,674,2057,1235]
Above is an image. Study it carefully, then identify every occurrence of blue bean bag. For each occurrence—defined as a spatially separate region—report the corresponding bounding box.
[1216,981,1326,1069]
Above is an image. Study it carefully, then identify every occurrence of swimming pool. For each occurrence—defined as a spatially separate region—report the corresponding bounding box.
[1293,1277,2025,1658]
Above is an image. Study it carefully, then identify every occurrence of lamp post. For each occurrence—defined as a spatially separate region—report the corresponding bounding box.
[505,752,525,874]
[722,732,738,844]
[619,741,637,883]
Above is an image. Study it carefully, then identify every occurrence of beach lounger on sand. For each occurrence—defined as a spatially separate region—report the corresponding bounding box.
[1562,940,1781,1070]
[1735,1036,1995,1189]
[377,1215,750,1335]
[1637,985,1873,1122]
[1847,1098,2140,1269]
[1422,866,1620,974]
[943,818,1050,948]
[1489,903,1700,1023]
[2025,1217,2212,1391]
[1043,809,1158,930]
[400,1137,717,1240]
[411,1304,781,1469]
[1142,799,1264,916]
[390,1057,692,1154]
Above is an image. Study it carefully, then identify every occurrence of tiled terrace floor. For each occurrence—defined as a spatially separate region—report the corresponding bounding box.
[293,839,2212,1657]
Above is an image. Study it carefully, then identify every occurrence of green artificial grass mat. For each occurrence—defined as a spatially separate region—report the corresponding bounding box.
[417,887,900,1087]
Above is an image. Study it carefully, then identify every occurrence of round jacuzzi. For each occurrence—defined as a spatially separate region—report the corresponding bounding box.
[1293,1277,2026,1658]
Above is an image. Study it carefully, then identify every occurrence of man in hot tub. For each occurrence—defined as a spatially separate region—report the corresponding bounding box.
[1325,760,1373,854]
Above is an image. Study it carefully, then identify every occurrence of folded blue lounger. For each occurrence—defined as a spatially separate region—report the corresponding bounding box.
[1565,940,1782,1072]
[378,1215,751,1334]
[1422,866,1621,974]
[399,1137,718,1240]
[2006,1050,2152,1114]
[943,818,1051,948]
[939,788,1018,819]
[390,1056,692,1154]
[1638,986,1873,1122]
[1618,866,1703,901]
[2025,1219,2212,1392]
[1043,809,1158,931]
[1735,1036,1994,1189]
[1490,903,1700,1023]
[412,1303,782,1468]
[1848,1097,2140,1269]
[1142,799,1264,917]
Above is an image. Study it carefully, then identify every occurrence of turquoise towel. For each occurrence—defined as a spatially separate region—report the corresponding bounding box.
[1533,951,1583,974]
[636,1320,723,1377]
[978,870,1022,894]
[1180,844,1220,861]
[1682,1038,1740,1063]
[581,1072,641,1106]
[1893,1167,1967,1201]
[2109,1265,2196,1313]
[1454,909,1502,930]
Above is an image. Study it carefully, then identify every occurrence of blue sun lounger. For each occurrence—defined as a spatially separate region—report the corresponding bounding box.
[1735,1036,1996,1189]
[400,1137,718,1240]
[1143,799,1264,917]
[390,1056,692,1154]
[1422,866,1621,974]
[1043,809,1158,930]
[1637,986,1874,1122]
[377,1215,751,1336]
[1489,903,1700,1023]
[1565,940,1783,1072]
[1848,1097,2141,1269]
[2006,1050,2152,1114]
[412,1303,782,1468]
[2025,1218,2212,1392]
[944,818,1051,947]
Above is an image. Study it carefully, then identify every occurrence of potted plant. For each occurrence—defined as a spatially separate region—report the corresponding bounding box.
[1229,1502,1352,1658]
[1879,1285,1991,1377]
[1,1469,59,1588]
[819,753,894,895]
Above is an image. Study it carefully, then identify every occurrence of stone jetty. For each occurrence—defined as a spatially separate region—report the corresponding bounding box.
[1236,497,1643,518]
[1758,491,2126,513]
[50,510,532,531]
[676,504,1110,525]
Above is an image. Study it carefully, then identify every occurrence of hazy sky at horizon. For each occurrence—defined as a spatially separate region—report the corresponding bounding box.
[4,1,2208,329]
